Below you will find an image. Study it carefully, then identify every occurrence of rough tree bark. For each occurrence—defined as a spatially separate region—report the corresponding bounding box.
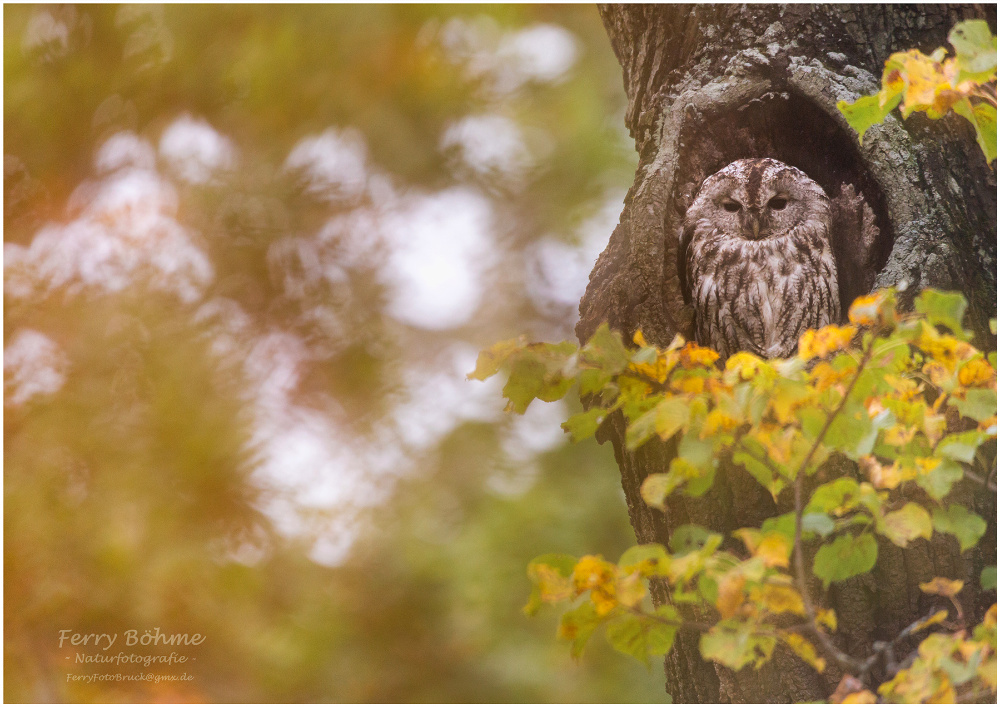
[578,5,997,703]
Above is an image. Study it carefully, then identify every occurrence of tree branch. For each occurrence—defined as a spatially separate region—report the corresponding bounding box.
[792,338,877,673]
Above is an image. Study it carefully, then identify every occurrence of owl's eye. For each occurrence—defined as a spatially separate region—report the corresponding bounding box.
[722,200,742,213]
[768,197,788,210]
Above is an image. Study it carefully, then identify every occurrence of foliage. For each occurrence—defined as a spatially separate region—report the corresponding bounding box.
[471,289,997,702]
[837,19,997,162]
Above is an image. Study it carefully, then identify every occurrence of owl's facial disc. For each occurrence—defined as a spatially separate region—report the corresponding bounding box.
[741,190,793,240]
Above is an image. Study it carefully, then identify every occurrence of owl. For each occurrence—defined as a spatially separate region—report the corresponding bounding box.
[680,158,840,360]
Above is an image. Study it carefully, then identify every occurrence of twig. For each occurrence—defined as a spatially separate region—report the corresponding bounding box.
[858,608,942,681]
[962,468,996,492]
[792,337,877,673]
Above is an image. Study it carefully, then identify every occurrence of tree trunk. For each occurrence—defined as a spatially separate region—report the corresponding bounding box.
[579,5,997,703]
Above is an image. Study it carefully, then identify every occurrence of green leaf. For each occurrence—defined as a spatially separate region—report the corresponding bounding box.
[914,290,969,336]
[669,525,712,554]
[981,566,997,590]
[803,512,836,538]
[558,601,604,658]
[640,473,678,510]
[880,502,933,547]
[699,622,776,670]
[807,478,861,515]
[825,402,878,459]
[838,91,903,144]
[579,367,612,396]
[655,396,689,441]
[954,99,997,163]
[950,19,998,80]
[468,338,524,380]
[916,459,965,501]
[619,377,660,421]
[932,504,987,552]
[813,533,878,588]
[626,407,659,451]
[499,342,577,413]
[581,324,631,376]
[641,453,715,507]
[561,408,605,442]
[619,544,671,576]
[678,430,714,469]
[502,358,557,413]
[759,512,795,544]
[605,611,677,666]
[733,450,785,498]
[938,429,990,463]
[952,388,997,422]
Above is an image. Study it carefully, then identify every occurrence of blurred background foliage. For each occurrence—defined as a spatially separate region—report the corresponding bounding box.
[3,4,663,702]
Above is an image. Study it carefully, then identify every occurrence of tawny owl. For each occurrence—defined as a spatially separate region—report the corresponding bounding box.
[680,158,840,360]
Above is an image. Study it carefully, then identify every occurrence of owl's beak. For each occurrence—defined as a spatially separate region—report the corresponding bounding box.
[746,209,761,239]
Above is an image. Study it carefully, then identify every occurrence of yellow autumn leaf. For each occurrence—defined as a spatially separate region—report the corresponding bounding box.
[913,610,949,631]
[816,608,838,632]
[755,533,792,569]
[888,49,953,117]
[928,675,958,703]
[859,455,910,490]
[923,413,948,446]
[918,322,976,370]
[885,373,922,397]
[979,659,998,691]
[883,424,917,446]
[590,586,619,616]
[882,503,933,547]
[798,325,857,361]
[759,584,805,615]
[725,351,765,380]
[922,360,953,387]
[615,572,646,609]
[678,342,720,369]
[701,409,740,437]
[810,360,851,391]
[715,571,747,619]
[848,292,887,326]
[784,632,827,673]
[750,425,795,465]
[673,375,704,395]
[572,555,616,592]
[840,690,877,704]
[919,577,964,597]
[633,330,650,348]
[630,358,669,384]
[534,564,575,603]
[959,357,996,387]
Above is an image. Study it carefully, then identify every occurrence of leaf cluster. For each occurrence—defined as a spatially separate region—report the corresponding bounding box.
[837,19,997,162]
[471,289,997,701]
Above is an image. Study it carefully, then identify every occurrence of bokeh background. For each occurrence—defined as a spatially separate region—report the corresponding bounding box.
[3,5,667,702]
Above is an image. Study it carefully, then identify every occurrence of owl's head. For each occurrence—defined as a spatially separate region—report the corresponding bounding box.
[685,158,830,242]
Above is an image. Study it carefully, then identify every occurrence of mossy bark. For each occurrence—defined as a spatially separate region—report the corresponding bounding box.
[580,5,997,702]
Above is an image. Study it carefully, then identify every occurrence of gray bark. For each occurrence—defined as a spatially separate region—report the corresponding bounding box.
[580,5,997,703]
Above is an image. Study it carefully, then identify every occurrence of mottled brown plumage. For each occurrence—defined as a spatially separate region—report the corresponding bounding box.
[681,158,840,359]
